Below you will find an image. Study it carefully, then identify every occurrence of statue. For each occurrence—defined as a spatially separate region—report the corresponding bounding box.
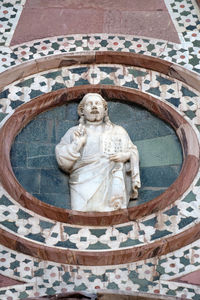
[55,93,141,212]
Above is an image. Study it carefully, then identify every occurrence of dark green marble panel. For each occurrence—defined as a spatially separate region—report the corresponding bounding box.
[65,102,79,121]
[55,120,77,141]
[40,169,69,194]
[15,119,56,143]
[27,143,55,157]
[28,155,58,169]
[36,106,66,120]
[33,192,70,209]
[10,142,27,167]
[136,136,182,167]
[13,167,40,193]
[140,165,182,187]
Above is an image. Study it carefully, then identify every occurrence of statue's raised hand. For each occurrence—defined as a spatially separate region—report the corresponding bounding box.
[73,125,87,152]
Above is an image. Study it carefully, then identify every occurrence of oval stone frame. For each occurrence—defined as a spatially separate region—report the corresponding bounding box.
[0,83,199,226]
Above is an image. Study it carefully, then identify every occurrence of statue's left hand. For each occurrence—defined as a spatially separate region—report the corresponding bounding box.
[109,152,130,163]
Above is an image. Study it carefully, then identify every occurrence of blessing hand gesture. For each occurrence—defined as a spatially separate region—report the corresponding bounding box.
[73,125,87,152]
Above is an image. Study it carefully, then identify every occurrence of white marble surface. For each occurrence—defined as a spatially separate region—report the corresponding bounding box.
[56,93,140,211]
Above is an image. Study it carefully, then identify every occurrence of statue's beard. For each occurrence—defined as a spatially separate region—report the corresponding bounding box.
[86,112,104,122]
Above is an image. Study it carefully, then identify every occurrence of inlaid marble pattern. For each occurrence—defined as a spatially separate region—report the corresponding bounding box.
[0,0,200,299]
[1,240,200,299]
[1,65,199,252]
[0,0,25,47]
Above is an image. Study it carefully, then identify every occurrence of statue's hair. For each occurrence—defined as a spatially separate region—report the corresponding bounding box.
[78,93,112,125]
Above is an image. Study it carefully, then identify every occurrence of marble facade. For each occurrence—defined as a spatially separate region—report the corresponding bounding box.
[1,0,200,299]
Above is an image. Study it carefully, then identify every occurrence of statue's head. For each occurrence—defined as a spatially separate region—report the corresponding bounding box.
[78,93,110,124]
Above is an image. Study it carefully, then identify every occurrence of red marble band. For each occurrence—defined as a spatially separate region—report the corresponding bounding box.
[0,85,199,226]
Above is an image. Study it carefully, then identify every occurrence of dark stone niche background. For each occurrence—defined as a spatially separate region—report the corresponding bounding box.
[11,101,182,209]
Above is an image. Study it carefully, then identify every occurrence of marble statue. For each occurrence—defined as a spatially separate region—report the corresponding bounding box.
[55,93,140,212]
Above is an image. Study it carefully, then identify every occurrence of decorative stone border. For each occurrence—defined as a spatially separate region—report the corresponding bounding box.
[0,51,200,91]
[0,214,200,266]
[0,84,199,226]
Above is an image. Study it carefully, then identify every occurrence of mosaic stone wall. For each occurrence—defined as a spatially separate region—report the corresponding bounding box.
[1,0,200,299]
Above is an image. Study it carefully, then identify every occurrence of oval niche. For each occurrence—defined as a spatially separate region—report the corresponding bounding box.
[0,85,199,226]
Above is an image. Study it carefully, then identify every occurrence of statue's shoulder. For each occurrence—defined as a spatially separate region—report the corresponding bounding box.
[111,124,128,135]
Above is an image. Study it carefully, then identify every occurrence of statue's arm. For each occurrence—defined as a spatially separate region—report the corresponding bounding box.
[55,127,81,173]
[128,139,141,198]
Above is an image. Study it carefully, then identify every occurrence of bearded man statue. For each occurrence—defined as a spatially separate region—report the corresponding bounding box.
[55,93,140,212]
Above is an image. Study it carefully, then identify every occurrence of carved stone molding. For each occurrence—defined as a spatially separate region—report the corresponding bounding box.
[0,85,199,226]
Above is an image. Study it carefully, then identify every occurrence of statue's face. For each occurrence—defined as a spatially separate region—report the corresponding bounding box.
[83,95,105,122]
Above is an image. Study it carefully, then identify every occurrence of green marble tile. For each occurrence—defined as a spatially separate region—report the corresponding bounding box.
[130,189,165,206]
[10,100,24,109]
[89,229,107,237]
[35,192,70,209]
[40,169,69,194]
[129,118,174,141]
[140,165,181,187]
[28,155,58,169]
[17,209,32,219]
[13,168,40,193]
[185,110,196,119]
[29,89,43,99]
[65,102,79,121]
[37,106,66,121]
[55,240,77,249]
[71,67,89,75]
[74,283,87,291]
[44,70,62,79]
[180,256,190,266]
[146,87,161,97]
[15,119,55,143]
[181,86,197,97]
[164,206,179,216]
[142,217,157,227]
[116,225,132,234]
[0,112,8,122]
[19,291,29,298]
[46,288,56,295]
[10,142,27,167]
[100,78,115,85]
[99,66,119,73]
[151,229,172,240]
[16,78,34,88]
[25,233,45,243]
[166,290,176,296]
[39,220,54,230]
[27,143,55,157]
[166,97,180,107]
[178,216,197,229]
[120,238,142,247]
[123,81,138,89]
[56,120,77,141]
[136,135,182,167]
[107,282,119,290]
[87,242,110,250]
[64,226,80,235]
[1,220,18,232]
[0,195,13,206]
[156,75,174,85]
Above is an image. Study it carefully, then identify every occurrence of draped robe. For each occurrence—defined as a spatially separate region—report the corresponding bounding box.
[55,123,140,212]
